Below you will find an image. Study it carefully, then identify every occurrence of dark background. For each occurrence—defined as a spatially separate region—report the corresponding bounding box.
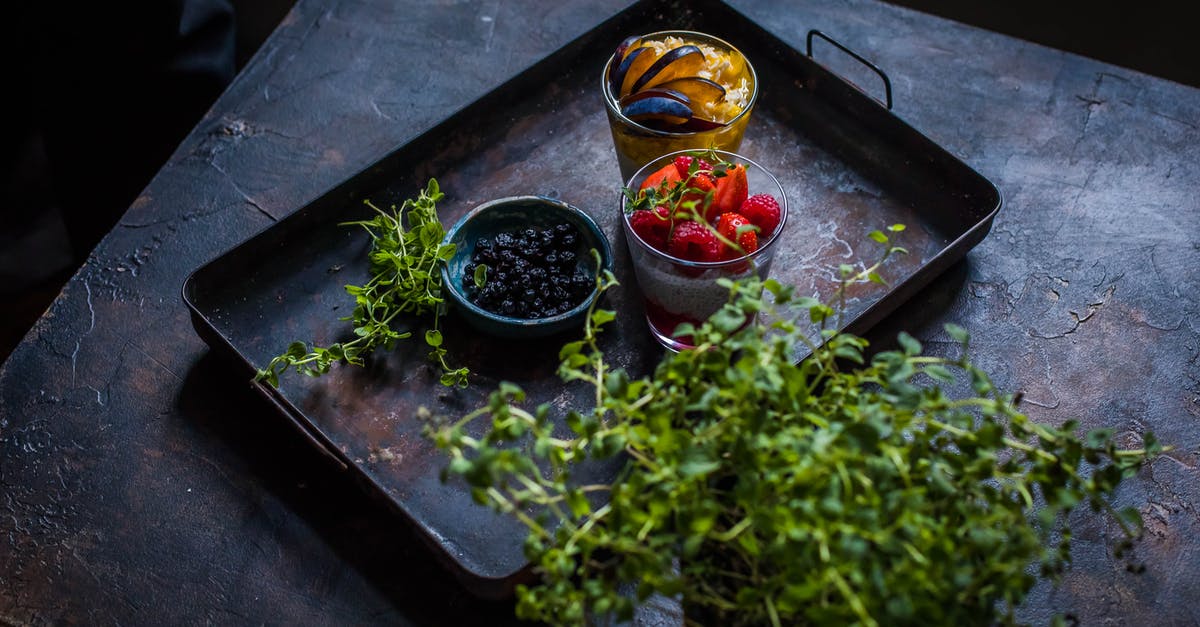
[1,0,1196,365]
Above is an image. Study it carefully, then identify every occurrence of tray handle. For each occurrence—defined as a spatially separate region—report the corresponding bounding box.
[806,29,893,110]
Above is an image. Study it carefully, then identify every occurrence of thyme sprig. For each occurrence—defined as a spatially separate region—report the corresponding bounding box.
[256,179,468,388]
[431,231,1161,626]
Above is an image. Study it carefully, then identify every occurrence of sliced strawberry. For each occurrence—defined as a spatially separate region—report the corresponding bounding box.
[666,220,721,262]
[673,155,715,178]
[628,206,672,251]
[739,193,782,237]
[639,162,683,192]
[716,212,760,259]
[680,174,716,218]
[711,163,748,217]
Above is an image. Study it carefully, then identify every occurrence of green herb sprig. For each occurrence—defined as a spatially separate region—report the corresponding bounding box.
[430,234,1161,626]
[256,179,468,388]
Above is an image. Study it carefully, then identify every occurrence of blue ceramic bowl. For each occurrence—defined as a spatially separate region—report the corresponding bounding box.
[441,196,613,339]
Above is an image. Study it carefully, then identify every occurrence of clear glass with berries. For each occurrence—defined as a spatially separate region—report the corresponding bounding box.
[603,31,758,182]
[621,149,787,351]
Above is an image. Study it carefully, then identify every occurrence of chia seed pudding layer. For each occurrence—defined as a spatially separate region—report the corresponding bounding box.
[626,240,774,321]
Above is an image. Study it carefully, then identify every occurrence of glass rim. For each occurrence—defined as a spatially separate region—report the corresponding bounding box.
[620,149,788,269]
[601,30,759,138]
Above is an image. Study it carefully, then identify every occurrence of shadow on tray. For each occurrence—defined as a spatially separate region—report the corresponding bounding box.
[863,257,972,355]
[177,351,524,626]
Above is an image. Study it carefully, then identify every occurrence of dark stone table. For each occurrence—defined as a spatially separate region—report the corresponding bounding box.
[2,0,1197,624]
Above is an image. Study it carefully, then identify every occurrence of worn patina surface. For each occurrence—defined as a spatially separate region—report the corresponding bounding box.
[2,0,1197,624]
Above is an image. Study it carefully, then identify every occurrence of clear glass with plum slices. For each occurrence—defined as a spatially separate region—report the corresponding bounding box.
[621,149,787,351]
[603,31,758,181]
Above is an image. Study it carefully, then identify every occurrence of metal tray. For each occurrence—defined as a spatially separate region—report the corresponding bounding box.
[182,0,1001,599]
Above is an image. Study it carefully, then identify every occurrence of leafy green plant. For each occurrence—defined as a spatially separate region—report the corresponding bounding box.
[257,179,468,388]
[430,234,1159,626]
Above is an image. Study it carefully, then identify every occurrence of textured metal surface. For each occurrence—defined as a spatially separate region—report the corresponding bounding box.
[2,0,1198,624]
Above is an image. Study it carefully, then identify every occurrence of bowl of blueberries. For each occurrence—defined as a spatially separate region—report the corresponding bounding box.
[440,196,613,339]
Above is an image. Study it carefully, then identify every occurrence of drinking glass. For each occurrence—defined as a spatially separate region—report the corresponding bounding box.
[602,31,758,182]
[620,150,787,351]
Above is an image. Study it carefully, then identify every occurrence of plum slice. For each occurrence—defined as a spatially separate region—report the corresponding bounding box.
[629,45,704,94]
[621,96,693,127]
[607,36,644,95]
[610,47,657,98]
[679,117,726,132]
[614,35,641,64]
[619,87,690,108]
[619,47,662,98]
[655,77,725,106]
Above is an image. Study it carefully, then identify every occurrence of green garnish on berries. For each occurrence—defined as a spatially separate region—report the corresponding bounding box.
[255,179,469,389]
[625,150,775,265]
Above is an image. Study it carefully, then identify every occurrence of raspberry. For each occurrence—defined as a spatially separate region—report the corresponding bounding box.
[667,220,721,262]
[628,206,671,251]
[739,194,782,237]
[716,212,759,259]
[673,155,715,178]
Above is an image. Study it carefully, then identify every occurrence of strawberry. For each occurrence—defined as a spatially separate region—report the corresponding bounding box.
[739,194,782,237]
[679,174,716,216]
[666,220,721,262]
[673,155,715,178]
[628,206,672,251]
[711,163,748,219]
[639,162,683,192]
[716,212,759,259]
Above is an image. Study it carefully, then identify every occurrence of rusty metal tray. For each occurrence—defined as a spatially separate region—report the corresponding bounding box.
[182,0,1001,599]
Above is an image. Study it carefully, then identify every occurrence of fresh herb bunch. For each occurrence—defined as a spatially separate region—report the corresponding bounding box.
[430,234,1159,626]
[256,179,468,388]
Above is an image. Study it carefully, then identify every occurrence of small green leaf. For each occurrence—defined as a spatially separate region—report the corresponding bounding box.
[591,309,616,327]
[925,364,953,383]
[945,323,969,343]
[810,304,834,324]
[566,490,591,518]
[473,263,488,289]
[679,447,720,477]
[897,332,922,356]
